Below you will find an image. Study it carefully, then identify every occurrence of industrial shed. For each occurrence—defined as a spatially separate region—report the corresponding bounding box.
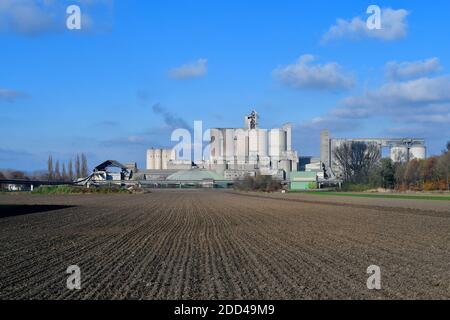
[290,171,317,191]
[165,169,229,188]
[91,160,132,182]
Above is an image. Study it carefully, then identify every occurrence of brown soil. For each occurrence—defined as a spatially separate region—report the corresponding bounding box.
[0,190,449,300]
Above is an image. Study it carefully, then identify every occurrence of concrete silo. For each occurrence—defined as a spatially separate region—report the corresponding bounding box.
[283,124,292,152]
[248,129,259,162]
[409,146,426,160]
[320,130,331,169]
[257,129,268,157]
[146,149,155,170]
[269,129,285,158]
[390,146,408,163]
[223,128,235,162]
[206,111,299,179]
[154,149,162,170]
[235,129,248,160]
[162,149,171,170]
[209,129,221,159]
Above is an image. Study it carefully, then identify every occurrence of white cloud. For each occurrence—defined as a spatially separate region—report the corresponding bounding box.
[404,111,450,124]
[169,59,208,80]
[127,136,146,143]
[0,88,27,102]
[296,73,450,155]
[102,135,151,147]
[0,0,111,35]
[273,55,354,91]
[322,8,409,43]
[342,76,450,110]
[385,58,442,80]
[0,0,55,35]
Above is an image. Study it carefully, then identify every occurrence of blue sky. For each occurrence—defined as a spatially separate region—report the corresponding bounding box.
[1,0,450,171]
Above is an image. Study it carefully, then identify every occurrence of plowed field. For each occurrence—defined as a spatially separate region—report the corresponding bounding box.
[0,190,449,299]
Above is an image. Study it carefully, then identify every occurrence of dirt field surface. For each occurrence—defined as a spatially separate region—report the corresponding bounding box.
[239,192,450,215]
[0,190,449,300]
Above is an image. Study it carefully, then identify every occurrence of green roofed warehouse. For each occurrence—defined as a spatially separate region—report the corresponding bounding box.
[290,171,317,191]
[165,169,230,188]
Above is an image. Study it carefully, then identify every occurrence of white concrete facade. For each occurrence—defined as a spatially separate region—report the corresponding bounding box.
[147,148,177,170]
[207,111,298,179]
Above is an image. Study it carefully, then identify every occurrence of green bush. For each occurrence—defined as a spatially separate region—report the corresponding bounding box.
[308,182,317,190]
[32,185,131,194]
[32,185,77,194]
[234,175,282,192]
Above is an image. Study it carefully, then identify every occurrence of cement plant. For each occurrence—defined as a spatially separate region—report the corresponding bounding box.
[2,0,450,310]
[50,110,426,192]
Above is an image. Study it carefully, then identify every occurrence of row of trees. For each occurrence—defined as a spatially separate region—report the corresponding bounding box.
[333,141,450,191]
[47,153,89,181]
[0,170,29,180]
[393,149,450,191]
[0,153,89,191]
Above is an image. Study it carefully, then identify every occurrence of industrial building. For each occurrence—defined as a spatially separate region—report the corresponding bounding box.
[78,160,133,186]
[289,171,318,190]
[145,111,299,181]
[89,115,429,190]
[320,130,427,179]
[206,111,298,180]
[146,148,193,171]
[165,169,229,188]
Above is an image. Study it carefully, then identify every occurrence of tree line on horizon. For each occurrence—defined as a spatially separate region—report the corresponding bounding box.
[333,141,450,191]
[0,153,89,185]
[47,153,89,181]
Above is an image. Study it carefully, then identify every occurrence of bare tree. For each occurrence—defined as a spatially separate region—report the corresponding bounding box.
[81,153,88,177]
[68,159,73,181]
[333,142,352,182]
[75,154,81,179]
[47,155,53,180]
[438,151,450,190]
[62,162,67,181]
[379,158,395,189]
[404,159,421,189]
[0,171,5,191]
[333,142,381,183]
[55,160,61,181]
